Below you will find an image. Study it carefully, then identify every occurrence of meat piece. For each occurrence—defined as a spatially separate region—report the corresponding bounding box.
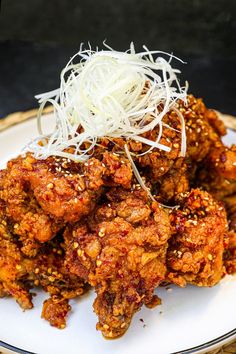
[157,159,189,201]
[29,240,86,300]
[5,154,105,223]
[0,200,86,325]
[223,194,236,274]
[224,194,236,232]
[166,189,228,287]
[102,151,133,189]
[198,145,236,199]
[224,231,236,274]
[0,152,133,255]
[93,95,225,202]
[64,190,171,338]
[0,201,33,308]
[41,296,71,329]
[0,160,62,256]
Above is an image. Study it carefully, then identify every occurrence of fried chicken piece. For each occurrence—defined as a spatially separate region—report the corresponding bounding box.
[0,162,62,256]
[101,151,132,189]
[29,239,86,300]
[28,151,132,220]
[64,189,171,338]
[166,189,228,287]
[157,159,189,201]
[0,200,33,308]
[223,194,236,274]
[0,199,86,325]
[41,296,71,329]
[1,152,132,222]
[198,145,236,199]
[25,237,87,328]
[0,152,132,255]
[139,96,225,200]
[0,154,105,224]
[93,95,225,202]
[224,231,236,274]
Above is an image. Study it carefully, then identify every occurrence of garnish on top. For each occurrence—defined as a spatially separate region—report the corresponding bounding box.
[26,43,188,162]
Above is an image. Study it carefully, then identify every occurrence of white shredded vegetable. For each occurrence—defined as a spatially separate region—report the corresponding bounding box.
[25,43,188,162]
[124,144,155,202]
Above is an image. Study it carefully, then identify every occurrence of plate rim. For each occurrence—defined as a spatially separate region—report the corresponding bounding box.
[1,328,236,354]
[0,115,236,354]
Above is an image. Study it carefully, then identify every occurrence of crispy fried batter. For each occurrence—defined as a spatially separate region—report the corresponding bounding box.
[0,204,86,322]
[0,200,33,308]
[198,145,236,199]
[41,296,71,329]
[0,161,62,256]
[167,189,228,287]
[92,95,225,202]
[223,194,236,274]
[0,93,235,338]
[64,190,171,338]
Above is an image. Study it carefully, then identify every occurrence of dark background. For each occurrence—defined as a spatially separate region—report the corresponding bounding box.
[0,0,236,117]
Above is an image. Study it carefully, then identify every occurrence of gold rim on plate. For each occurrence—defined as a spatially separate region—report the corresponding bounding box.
[0,107,235,354]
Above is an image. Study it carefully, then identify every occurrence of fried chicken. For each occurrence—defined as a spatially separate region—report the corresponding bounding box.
[92,95,225,202]
[41,296,71,329]
[223,194,236,274]
[31,239,86,329]
[64,189,171,338]
[198,144,236,199]
[0,202,86,326]
[0,159,62,256]
[0,92,235,338]
[0,198,33,308]
[166,189,228,287]
[0,151,132,256]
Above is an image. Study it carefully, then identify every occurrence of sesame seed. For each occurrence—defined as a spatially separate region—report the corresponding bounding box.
[73,242,79,249]
[208,254,213,261]
[47,183,54,189]
[98,228,106,237]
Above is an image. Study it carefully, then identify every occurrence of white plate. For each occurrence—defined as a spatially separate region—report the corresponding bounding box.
[0,115,236,354]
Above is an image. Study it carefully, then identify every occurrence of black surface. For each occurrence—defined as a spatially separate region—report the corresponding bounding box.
[1,0,236,57]
[0,0,236,117]
[0,40,235,118]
